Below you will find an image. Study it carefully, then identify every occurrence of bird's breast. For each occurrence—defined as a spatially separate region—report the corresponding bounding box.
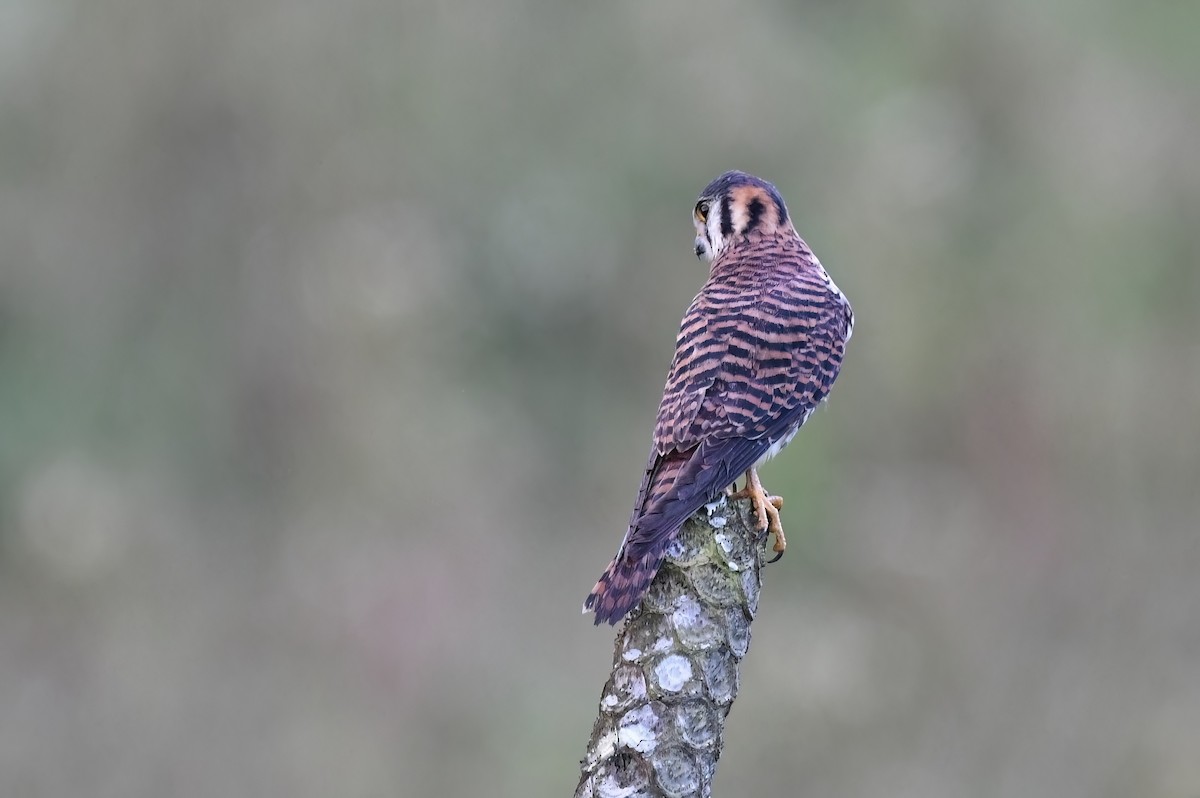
[755,415,809,467]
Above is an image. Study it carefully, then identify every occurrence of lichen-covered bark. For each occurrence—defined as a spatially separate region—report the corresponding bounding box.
[575,497,765,798]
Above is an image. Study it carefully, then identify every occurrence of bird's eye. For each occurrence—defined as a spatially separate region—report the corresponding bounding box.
[695,201,710,221]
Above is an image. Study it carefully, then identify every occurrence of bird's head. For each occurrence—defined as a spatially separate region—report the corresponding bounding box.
[692,170,794,262]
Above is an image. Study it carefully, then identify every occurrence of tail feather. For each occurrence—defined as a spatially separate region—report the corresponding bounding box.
[583,551,665,625]
[583,446,719,625]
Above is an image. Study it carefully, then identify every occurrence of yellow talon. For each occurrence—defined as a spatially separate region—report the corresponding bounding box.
[729,467,787,561]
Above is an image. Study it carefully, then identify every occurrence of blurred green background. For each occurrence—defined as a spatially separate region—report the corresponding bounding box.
[2,0,1199,795]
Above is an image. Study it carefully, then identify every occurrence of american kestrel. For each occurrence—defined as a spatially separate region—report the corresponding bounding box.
[585,171,854,625]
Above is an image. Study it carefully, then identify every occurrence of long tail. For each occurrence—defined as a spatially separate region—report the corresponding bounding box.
[583,549,665,625]
[585,449,705,624]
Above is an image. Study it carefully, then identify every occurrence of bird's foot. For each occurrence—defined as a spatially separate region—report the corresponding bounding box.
[763,496,786,563]
[729,469,787,562]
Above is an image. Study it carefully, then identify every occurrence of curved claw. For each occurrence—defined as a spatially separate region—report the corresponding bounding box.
[730,469,788,563]
[762,496,786,562]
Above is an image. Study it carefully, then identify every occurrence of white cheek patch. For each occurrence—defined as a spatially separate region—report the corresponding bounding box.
[706,215,724,255]
[729,200,748,234]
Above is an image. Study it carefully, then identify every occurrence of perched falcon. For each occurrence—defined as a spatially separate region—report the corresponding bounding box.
[585,171,854,625]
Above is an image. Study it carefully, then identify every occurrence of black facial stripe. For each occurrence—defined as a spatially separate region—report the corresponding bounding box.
[719,194,733,238]
[771,187,788,224]
[746,197,765,232]
[699,171,790,227]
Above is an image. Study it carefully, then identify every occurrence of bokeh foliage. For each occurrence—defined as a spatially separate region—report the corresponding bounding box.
[1,0,1198,796]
